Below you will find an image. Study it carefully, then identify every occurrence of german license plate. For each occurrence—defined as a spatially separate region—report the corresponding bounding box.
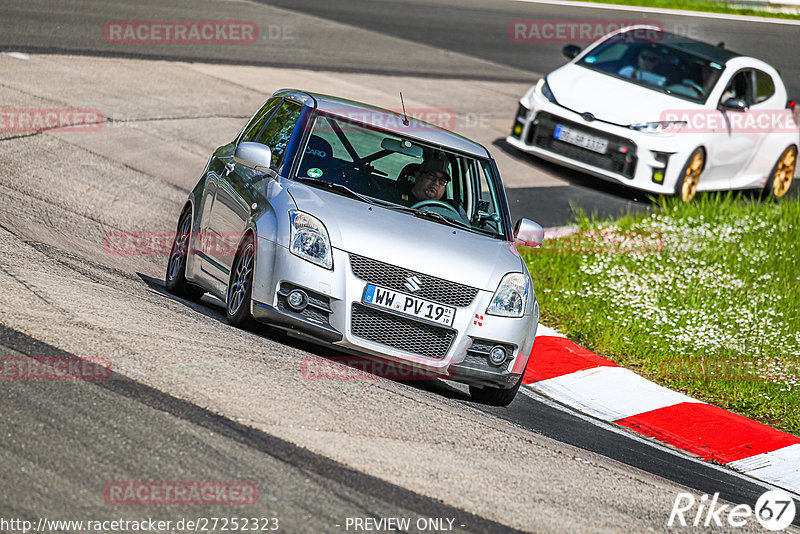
[362,284,455,327]
[554,124,608,154]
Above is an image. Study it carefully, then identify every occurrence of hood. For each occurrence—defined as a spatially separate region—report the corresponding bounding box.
[287,182,524,291]
[547,64,704,126]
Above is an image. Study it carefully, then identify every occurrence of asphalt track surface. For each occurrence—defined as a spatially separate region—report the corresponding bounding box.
[1,0,799,532]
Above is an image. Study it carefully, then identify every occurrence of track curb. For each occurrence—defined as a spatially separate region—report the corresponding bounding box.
[524,326,800,495]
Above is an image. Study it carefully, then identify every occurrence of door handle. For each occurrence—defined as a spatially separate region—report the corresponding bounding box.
[225,162,235,176]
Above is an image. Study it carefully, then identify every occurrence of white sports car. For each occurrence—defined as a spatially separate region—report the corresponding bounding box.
[507,25,798,201]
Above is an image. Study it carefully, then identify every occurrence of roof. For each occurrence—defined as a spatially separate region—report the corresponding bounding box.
[273,89,490,158]
[617,27,743,65]
[656,31,743,65]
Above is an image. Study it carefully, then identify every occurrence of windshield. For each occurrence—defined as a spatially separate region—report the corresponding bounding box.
[578,31,724,103]
[294,112,507,239]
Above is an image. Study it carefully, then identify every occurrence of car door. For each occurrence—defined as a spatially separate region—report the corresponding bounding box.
[206,98,304,276]
[703,69,761,185]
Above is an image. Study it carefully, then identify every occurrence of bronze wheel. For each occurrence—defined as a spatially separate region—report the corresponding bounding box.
[768,146,797,199]
[676,148,705,202]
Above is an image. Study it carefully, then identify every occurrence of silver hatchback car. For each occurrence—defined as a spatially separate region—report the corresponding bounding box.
[166,89,543,406]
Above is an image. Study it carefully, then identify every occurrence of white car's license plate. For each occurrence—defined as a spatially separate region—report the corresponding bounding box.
[362,284,455,327]
[554,124,608,154]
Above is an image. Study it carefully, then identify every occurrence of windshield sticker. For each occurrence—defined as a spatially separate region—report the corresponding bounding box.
[307,168,323,178]
[584,56,596,63]
[710,62,722,70]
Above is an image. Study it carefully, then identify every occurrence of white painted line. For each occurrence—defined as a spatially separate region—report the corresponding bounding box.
[5,52,30,60]
[518,386,791,494]
[529,366,701,421]
[535,323,567,338]
[513,0,800,26]
[728,444,800,495]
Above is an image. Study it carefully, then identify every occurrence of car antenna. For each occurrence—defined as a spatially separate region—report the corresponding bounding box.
[717,41,725,48]
[400,92,410,126]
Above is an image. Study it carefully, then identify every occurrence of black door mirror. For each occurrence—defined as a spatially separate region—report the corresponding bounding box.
[719,97,748,112]
[562,44,582,60]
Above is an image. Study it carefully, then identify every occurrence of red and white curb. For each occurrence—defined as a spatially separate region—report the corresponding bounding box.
[524,326,800,495]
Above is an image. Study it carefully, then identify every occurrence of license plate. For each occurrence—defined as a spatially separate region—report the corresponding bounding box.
[554,124,608,154]
[362,284,455,327]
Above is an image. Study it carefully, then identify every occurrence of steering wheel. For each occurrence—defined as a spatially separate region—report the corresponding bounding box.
[681,79,705,97]
[410,199,462,219]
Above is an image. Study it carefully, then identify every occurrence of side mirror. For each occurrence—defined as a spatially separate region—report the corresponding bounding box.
[235,142,273,172]
[719,97,747,112]
[514,218,544,248]
[562,44,582,60]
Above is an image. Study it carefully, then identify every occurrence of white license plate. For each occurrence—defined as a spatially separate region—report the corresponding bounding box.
[362,284,455,327]
[554,124,608,154]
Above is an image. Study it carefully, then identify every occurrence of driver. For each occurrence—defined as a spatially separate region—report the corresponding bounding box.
[408,157,451,203]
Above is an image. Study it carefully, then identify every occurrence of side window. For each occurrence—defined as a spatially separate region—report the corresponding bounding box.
[754,70,775,104]
[254,101,304,167]
[240,97,281,143]
[721,70,752,105]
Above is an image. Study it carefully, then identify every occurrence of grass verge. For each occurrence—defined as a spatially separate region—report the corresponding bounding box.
[565,0,800,20]
[522,193,800,436]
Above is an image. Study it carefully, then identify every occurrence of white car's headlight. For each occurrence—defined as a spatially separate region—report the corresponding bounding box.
[536,78,557,104]
[630,121,687,133]
[486,273,529,317]
[289,210,332,269]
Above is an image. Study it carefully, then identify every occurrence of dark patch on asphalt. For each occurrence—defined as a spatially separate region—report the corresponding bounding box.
[0,322,521,534]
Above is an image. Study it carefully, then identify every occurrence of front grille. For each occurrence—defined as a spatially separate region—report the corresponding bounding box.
[350,254,478,308]
[527,111,637,179]
[351,304,455,359]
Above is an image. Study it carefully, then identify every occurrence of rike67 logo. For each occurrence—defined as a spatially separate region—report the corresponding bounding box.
[668,490,796,530]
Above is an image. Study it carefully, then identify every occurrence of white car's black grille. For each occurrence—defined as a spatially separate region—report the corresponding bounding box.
[527,111,638,179]
[350,304,455,359]
[349,254,478,307]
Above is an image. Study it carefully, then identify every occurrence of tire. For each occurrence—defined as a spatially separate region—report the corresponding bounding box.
[469,375,523,407]
[165,209,205,301]
[226,234,256,328]
[674,148,705,202]
[762,146,797,200]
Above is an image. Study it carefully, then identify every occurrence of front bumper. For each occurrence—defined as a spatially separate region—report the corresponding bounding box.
[250,240,537,388]
[507,98,700,195]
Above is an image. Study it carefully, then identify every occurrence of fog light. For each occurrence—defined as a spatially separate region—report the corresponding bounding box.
[489,346,507,366]
[513,124,523,136]
[652,170,664,183]
[286,289,308,311]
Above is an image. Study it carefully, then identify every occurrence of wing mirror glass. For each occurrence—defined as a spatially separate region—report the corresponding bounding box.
[235,142,273,172]
[514,218,544,248]
[719,97,748,112]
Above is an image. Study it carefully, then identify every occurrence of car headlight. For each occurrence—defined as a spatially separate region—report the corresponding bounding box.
[536,78,557,104]
[289,210,333,269]
[486,273,529,317]
[629,121,686,133]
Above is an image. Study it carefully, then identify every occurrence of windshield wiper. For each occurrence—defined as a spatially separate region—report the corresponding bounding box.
[294,177,377,205]
[384,204,474,231]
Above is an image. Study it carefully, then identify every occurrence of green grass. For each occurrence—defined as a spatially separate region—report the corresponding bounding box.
[569,0,800,19]
[522,193,800,435]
